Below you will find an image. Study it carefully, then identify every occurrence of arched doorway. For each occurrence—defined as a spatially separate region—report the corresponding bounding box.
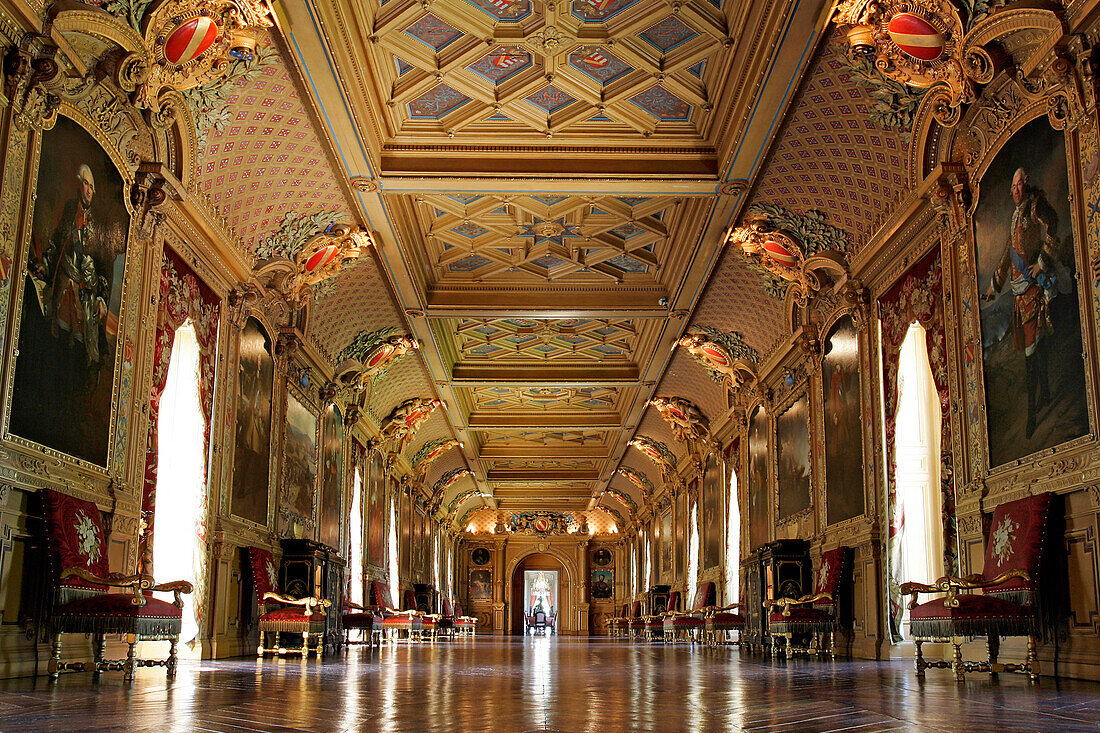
[510,553,566,635]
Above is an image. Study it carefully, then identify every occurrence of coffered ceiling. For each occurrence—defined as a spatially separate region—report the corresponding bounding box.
[276,0,834,523]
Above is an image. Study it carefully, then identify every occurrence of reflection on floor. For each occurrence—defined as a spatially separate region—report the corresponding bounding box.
[1,637,1098,732]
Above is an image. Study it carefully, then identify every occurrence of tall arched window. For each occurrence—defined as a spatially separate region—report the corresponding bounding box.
[643,532,652,591]
[894,322,944,636]
[630,540,638,598]
[348,466,364,606]
[687,502,700,606]
[152,323,204,647]
[725,465,741,604]
[388,496,399,606]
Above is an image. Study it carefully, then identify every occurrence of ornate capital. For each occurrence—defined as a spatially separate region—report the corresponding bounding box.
[3,34,61,131]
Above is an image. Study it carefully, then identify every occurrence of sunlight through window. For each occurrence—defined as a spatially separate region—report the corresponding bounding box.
[688,502,700,606]
[895,322,944,636]
[725,468,740,604]
[349,466,364,606]
[152,323,203,646]
[388,496,399,606]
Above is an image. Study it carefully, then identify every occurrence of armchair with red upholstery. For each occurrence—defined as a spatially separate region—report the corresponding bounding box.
[625,600,646,638]
[704,599,745,647]
[452,601,477,637]
[900,493,1056,682]
[341,598,378,647]
[768,546,852,658]
[663,582,716,643]
[606,603,629,637]
[369,580,422,642]
[41,489,193,681]
[641,591,680,641]
[245,546,330,657]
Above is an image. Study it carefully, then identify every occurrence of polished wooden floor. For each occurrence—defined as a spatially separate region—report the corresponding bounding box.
[0,637,1098,732]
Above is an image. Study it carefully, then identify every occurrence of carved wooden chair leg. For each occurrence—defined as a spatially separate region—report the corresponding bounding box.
[828,631,836,660]
[167,636,179,679]
[93,633,106,676]
[257,631,266,657]
[914,639,925,677]
[1027,635,1040,682]
[784,633,794,659]
[124,635,138,682]
[988,634,1000,676]
[951,638,965,683]
[49,633,62,680]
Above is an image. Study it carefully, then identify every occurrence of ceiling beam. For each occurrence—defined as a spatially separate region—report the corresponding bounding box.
[468,412,620,430]
[478,445,610,459]
[425,288,669,315]
[488,469,601,482]
[452,363,639,385]
[378,177,722,195]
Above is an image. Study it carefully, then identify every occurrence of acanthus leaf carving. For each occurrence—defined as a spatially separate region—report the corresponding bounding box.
[3,34,62,131]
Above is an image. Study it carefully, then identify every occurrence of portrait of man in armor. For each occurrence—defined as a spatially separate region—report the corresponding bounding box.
[975,118,1089,465]
[10,117,129,467]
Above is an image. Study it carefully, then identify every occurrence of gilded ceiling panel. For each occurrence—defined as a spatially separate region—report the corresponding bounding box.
[412,193,672,285]
[688,248,788,358]
[452,317,639,363]
[370,0,726,140]
[652,349,728,431]
[469,385,621,411]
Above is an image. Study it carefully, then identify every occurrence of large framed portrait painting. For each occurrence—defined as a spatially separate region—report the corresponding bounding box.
[823,315,865,525]
[9,116,131,467]
[974,117,1089,466]
[701,454,723,570]
[282,392,318,527]
[777,395,811,521]
[231,317,274,524]
[319,404,343,549]
[747,405,770,550]
[367,450,385,566]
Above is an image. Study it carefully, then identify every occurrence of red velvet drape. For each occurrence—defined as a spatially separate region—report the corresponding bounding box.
[139,247,220,624]
[877,246,957,642]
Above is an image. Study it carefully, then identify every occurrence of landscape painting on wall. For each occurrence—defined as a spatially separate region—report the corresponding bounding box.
[747,405,769,550]
[823,315,865,525]
[974,117,1089,466]
[701,454,723,570]
[282,392,318,526]
[367,451,385,566]
[231,317,273,525]
[777,395,811,521]
[319,404,343,549]
[10,116,131,467]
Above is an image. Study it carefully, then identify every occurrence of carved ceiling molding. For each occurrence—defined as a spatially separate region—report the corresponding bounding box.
[627,436,677,477]
[334,327,420,396]
[431,468,473,507]
[676,326,759,389]
[615,465,654,500]
[413,438,462,479]
[380,397,442,451]
[648,396,717,457]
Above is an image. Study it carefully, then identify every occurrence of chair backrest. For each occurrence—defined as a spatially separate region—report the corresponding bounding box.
[691,582,716,611]
[629,600,642,618]
[665,590,681,613]
[535,611,546,623]
[454,601,464,617]
[403,588,417,611]
[982,492,1054,607]
[619,603,628,617]
[370,579,393,609]
[813,546,853,609]
[442,599,454,616]
[41,489,110,599]
[245,547,280,603]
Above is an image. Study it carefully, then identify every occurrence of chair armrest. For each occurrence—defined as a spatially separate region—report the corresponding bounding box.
[663,608,701,620]
[771,593,833,617]
[702,603,741,617]
[60,567,153,606]
[150,580,194,608]
[899,569,1029,609]
[261,592,332,616]
[344,600,365,611]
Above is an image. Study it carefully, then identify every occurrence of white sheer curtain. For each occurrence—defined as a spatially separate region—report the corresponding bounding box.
[687,502,700,606]
[643,532,652,591]
[895,322,943,636]
[388,496,399,606]
[349,467,364,606]
[152,323,204,646]
[725,467,740,604]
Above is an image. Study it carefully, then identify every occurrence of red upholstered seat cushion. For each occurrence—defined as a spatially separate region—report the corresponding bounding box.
[645,618,664,629]
[382,614,417,626]
[768,607,832,625]
[629,618,646,628]
[260,607,317,625]
[42,490,111,594]
[707,612,745,627]
[57,593,182,620]
[455,618,475,626]
[671,616,704,628]
[909,594,1030,623]
[421,617,437,628]
[342,612,378,628]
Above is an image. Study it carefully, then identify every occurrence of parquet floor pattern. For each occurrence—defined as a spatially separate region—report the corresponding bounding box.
[0,637,1097,732]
